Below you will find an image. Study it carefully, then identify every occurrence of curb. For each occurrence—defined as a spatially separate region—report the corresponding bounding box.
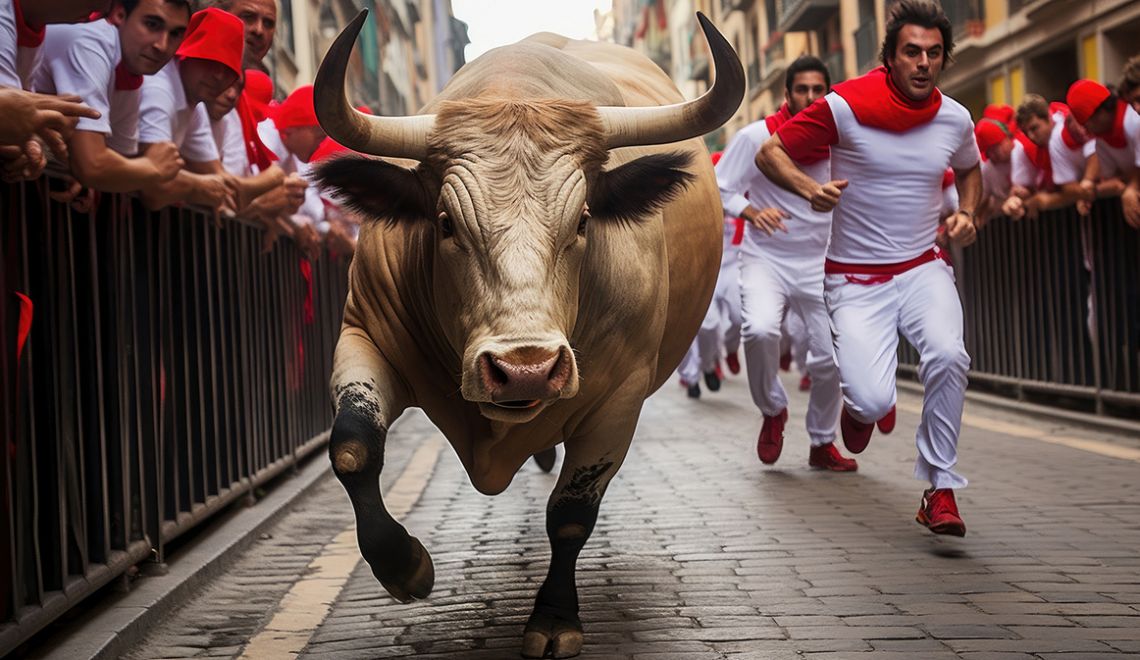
[32,448,334,660]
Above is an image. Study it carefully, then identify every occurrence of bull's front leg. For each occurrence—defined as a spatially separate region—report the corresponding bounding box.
[329,325,433,602]
[521,400,639,659]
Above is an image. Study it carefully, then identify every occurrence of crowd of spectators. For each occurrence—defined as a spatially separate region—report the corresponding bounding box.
[972,55,1140,228]
[1,0,360,257]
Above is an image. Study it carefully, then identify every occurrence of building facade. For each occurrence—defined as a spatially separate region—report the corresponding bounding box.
[267,0,468,113]
[612,0,1140,146]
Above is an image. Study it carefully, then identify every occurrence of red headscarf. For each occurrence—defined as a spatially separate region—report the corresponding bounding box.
[176,8,244,77]
[974,118,1010,159]
[1067,79,1128,148]
[982,103,1015,127]
[243,70,274,123]
[831,66,942,132]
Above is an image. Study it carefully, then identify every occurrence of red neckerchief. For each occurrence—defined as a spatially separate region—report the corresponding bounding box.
[114,60,143,90]
[941,168,955,189]
[1061,123,1089,150]
[831,66,941,132]
[767,101,830,163]
[1015,131,1053,189]
[237,94,278,171]
[11,0,45,47]
[764,103,793,134]
[1092,99,1129,149]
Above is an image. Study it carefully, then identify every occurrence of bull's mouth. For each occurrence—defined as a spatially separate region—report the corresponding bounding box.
[490,399,543,410]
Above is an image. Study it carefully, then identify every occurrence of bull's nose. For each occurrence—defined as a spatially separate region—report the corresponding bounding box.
[479,346,572,404]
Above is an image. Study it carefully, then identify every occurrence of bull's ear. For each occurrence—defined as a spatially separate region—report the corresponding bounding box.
[312,155,432,222]
[589,151,696,222]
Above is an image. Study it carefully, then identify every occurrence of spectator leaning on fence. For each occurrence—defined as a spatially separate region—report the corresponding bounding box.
[206,0,275,70]
[1067,79,1140,228]
[33,0,191,198]
[206,71,307,236]
[1118,55,1140,115]
[0,0,112,181]
[261,84,326,256]
[137,6,244,213]
[1001,94,1053,219]
[973,115,1013,222]
[1046,103,1126,217]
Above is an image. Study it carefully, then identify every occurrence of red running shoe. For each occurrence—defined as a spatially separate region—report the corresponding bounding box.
[798,374,812,391]
[725,352,741,375]
[840,407,874,454]
[779,352,792,371]
[808,443,858,471]
[916,488,967,537]
[877,405,896,434]
[756,408,788,464]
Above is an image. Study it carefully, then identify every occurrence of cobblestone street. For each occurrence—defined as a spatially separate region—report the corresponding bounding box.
[117,372,1140,659]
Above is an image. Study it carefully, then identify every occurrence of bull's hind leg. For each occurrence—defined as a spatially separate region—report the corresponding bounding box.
[329,326,432,602]
[522,404,639,659]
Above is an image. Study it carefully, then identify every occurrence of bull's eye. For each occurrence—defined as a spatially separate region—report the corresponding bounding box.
[578,206,590,236]
[438,211,454,238]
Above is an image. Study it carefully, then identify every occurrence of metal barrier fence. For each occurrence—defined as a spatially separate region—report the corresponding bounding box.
[899,199,1140,416]
[0,174,349,653]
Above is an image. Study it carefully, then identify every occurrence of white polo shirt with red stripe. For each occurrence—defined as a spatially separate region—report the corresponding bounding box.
[1095,104,1140,179]
[0,0,43,90]
[779,92,978,264]
[35,20,143,156]
[139,59,219,163]
[1048,120,1096,186]
[716,120,832,271]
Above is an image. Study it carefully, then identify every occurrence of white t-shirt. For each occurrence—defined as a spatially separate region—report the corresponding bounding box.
[716,119,832,272]
[1048,120,1096,186]
[35,20,142,156]
[139,60,219,162]
[0,0,42,90]
[981,159,1011,200]
[1095,104,1140,179]
[1010,139,1046,190]
[785,92,978,263]
[211,109,249,176]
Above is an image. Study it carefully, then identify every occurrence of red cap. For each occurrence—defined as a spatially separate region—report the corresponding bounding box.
[982,103,1014,127]
[710,150,723,166]
[273,85,319,130]
[243,70,274,123]
[176,8,244,78]
[974,118,1010,154]
[1066,79,1111,125]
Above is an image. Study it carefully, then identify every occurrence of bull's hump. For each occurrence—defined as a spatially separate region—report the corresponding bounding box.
[423,42,626,109]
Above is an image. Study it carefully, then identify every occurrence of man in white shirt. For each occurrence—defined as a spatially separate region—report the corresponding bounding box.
[759,0,981,535]
[973,117,1013,222]
[0,0,113,180]
[1067,79,1140,228]
[138,6,243,213]
[717,56,855,472]
[35,0,191,196]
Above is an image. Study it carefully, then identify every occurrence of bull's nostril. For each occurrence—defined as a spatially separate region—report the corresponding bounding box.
[482,354,510,386]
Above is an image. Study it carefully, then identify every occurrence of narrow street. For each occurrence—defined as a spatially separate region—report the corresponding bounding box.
[117,372,1140,659]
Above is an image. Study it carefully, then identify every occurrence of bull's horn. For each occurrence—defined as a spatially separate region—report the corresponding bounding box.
[598,12,744,149]
[314,9,434,160]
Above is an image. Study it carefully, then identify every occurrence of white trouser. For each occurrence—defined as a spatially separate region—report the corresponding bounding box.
[697,249,743,373]
[784,306,809,377]
[740,258,841,446]
[678,339,701,385]
[824,259,970,489]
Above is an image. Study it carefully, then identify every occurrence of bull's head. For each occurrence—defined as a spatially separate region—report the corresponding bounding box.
[314,11,743,424]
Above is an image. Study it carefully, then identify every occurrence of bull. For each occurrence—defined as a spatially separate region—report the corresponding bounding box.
[312,11,743,658]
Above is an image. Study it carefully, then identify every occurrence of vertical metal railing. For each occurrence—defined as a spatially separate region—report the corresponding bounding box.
[898,200,1140,416]
[0,173,349,653]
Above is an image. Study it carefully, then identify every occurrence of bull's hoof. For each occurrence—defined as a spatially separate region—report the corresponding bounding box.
[373,535,434,603]
[521,611,583,658]
[532,447,557,473]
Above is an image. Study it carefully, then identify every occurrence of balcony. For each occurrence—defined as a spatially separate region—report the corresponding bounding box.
[854,19,878,73]
[823,48,845,83]
[779,0,840,33]
[942,0,986,39]
[748,59,762,96]
[763,35,787,79]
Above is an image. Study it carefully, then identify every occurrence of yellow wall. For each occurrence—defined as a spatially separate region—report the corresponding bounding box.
[990,74,1007,105]
[1082,34,1100,80]
[1009,66,1024,106]
[984,0,1007,29]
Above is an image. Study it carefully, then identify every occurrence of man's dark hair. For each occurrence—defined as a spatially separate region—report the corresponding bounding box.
[1014,94,1049,127]
[1094,94,1119,118]
[879,0,954,69]
[119,0,196,18]
[785,55,831,93]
